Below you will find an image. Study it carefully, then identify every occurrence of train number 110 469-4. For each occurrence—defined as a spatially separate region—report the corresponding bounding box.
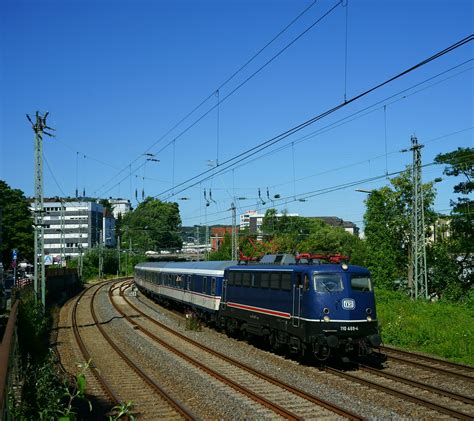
[340,326,358,331]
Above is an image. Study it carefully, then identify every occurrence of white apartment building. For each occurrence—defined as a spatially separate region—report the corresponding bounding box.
[240,210,299,234]
[31,200,114,260]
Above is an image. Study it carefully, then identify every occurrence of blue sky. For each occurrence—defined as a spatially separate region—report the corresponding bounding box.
[1,0,472,229]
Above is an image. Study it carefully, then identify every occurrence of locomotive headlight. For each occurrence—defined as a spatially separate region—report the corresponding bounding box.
[323,316,330,322]
[366,308,372,315]
[323,307,330,314]
[341,263,348,270]
[367,315,372,322]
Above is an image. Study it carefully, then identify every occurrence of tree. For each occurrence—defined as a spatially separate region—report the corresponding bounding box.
[208,232,232,260]
[434,147,473,298]
[122,198,182,252]
[258,209,367,263]
[363,168,436,289]
[0,181,34,265]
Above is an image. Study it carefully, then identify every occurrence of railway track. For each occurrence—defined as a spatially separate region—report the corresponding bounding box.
[113,281,361,420]
[71,281,195,420]
[379,345,474,382]
[131,282,474,419]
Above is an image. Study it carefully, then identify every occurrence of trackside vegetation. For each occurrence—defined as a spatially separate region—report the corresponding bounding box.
[11,288,134,419]
[376,288,474,365]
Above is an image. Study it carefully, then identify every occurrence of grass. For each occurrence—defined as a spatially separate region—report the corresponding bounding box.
[375,288,474,366]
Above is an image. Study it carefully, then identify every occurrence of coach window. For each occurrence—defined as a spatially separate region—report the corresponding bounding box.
[187,275,191,290]
[242,272,251,287]
[261,272,270,288]
[281,273,291,291]
[270,273,280,290]
[211,277,216,295]
[228,272,234,286]
[203,276,207,293]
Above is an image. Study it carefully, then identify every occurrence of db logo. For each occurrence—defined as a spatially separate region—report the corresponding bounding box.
[342,298,355,310]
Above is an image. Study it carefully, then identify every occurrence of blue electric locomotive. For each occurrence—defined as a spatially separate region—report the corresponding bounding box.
[134,254,381,360]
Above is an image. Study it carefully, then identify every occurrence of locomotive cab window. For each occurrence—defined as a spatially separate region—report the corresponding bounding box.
[242,272,251,287]
[314,274,343,292]
[351,275,372,292]
[270,273,280,290]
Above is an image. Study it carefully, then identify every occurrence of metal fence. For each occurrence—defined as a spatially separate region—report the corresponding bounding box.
[0,301,19,421]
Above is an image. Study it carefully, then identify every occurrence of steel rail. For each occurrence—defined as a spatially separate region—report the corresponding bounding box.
[381,345,474,372]
[359,364,474,405]
[380,346,474,382]
[91,281,195,420]
[71,283,122,406]
[324,367,473,420]
[111,283,302,421]
[116,282,362,420]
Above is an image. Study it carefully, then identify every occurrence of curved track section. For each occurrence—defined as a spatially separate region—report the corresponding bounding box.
[72,281,195,420]
[113,281,362,420]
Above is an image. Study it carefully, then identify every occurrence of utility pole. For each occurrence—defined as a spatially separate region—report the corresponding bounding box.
[230,202,238,261]
[117,234,121,276]
[60,200,66,267]
[128,237,132,275]
[98,229,103,279]
[27,111,55,308]
[410,135,428,300]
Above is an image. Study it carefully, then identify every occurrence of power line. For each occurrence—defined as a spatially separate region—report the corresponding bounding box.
[181,155,474,226]
[93,0,323,197]
[157,35,473,201]
[43,154,67,197]
[208,61,474,184]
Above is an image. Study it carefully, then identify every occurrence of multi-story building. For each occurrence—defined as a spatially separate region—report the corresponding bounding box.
[239,210,299,234]
[311,216,360,237]
[31,199,106,260]
[103,208,117,248]
[109,198,132,219]
[240,211,360,237]
[210,226,237,251]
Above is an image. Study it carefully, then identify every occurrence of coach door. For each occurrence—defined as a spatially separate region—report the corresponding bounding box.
[221,277,227,309]
[292,274,302,327]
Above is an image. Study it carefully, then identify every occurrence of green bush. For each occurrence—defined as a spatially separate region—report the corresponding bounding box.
[376,288,474,365]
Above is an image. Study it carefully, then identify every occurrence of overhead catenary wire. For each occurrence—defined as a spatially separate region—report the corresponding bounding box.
[208,60,474,180]
[181,156,474,227]
[156,35,474,201]
[93,34,472,201]
[92,0,322,197]
[151,0,343,159]
[176,61,473,196]
[177,126,474,222]
[44,153,67,197]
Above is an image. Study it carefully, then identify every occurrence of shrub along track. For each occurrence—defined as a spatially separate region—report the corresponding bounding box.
[71,281,194,420]
[112,280,362,420]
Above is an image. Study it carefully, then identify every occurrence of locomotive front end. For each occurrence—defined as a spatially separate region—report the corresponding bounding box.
[307,265,381,360]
